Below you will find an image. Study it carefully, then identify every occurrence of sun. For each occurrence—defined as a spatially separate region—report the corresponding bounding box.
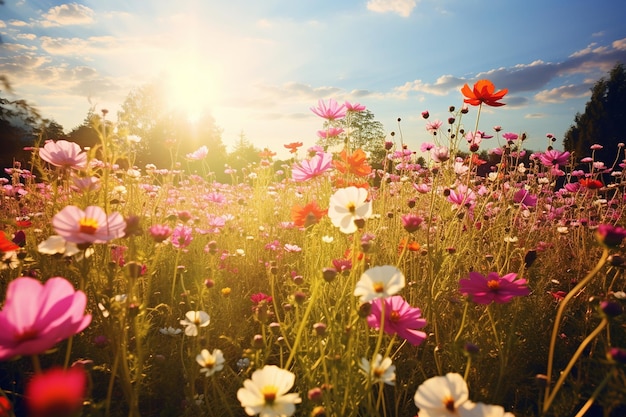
[163,57,219,123]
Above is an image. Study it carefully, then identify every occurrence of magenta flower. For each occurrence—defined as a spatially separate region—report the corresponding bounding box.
[52,205,126,244]
[513,188,537,207]
[39,140,88,170]
[596,224,626,248]
[310,98,346,121]
[537,149,570,167]
[459,271,530,304]
[148,224,173,243]
[401,213,423,233]
[291,152,333,182]
[171,225,193,248]
[0,276,92,361]
[367,295,427,346]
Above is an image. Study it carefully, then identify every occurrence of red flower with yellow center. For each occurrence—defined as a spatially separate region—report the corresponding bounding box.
[461,80,508,107]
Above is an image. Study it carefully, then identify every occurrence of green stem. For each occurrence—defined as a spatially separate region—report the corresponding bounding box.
[543,318,608,414]
[454,302,470,344]
[31,355,42,374]
[543,248,609,411]
[285,279,320,369]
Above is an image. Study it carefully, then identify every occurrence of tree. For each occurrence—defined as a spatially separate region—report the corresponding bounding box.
[0,94,43,173]
[226,130,261,174]
[318,109,387,165]
[563,63,626,167]
[117,81,227,171]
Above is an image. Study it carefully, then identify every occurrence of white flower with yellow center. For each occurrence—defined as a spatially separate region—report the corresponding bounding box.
[196,348,225,377]
[237,365,301,417]
[354,265,405,303]
[328,186,372,234]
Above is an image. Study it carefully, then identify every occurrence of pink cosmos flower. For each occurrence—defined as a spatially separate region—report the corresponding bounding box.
[171,225,193,249]
[537,149,570,167]
[367,295,427,346]
[513,188,537,207]
[430,146,450,163]
[310,98,346,121]
[317,127,345,139]
[186,145,209,161]
[291,152,333,182]
[0,276,92,360]
[148,224,172,243]
[459,271,530,304]
[425,120,443,133]
[447,184,476,209]
[39,140,88,170]
[52,205,126,244]
[345,101,366,112]
[25,366,87,417]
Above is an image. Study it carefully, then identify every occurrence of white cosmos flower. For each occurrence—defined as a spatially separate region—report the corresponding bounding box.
[196,348,225,377]
[414,373,514,417]
[354,265,405,303]
[237,365,301,417]
[360,354,396,386]
[328,186,372,234]
[180,310,210,336]
[37,235,81,257]
[159,326,182,336]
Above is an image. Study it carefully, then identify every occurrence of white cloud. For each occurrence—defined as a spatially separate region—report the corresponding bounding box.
[534,83,592,103]
[367,0,417,17]
[42,3,94,27]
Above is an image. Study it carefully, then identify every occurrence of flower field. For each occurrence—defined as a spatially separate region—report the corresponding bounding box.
[1,80,626,417]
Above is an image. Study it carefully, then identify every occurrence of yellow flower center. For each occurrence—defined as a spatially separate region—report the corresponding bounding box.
[204,357,216,369]
[487,280,500,290]
[373,367,384,378]
[262,386,278,405]
[347,202,356,214]
[79,217,99,234]
[390,310,400,323]
[373,282,384,293]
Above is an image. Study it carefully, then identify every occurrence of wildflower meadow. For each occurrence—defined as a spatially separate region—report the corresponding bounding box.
[2,79,626,417]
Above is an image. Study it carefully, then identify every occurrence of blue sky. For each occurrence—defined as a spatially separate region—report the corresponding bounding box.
[1,0,626,158]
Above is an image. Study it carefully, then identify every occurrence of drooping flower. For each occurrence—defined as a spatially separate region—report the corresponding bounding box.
[401,213,423,233]
[512,188,537,207]
[180,310,210,337]
[596,224,626,248]
[0,276,92,361]
[291,201,327,228]
[148,224,173,243]
[52,205,126,245]
[431,146,450,163]
[25,366,87,417]
[461,80,508,107]
[367,295,427,346]
[291,153,333,182]
[237,365,302,417]
[360,354,396,386]
[310,98,346,121]
[39,140,88,170]
[186,145,209,161]
[459,271,530,304]
[196,348,225,377]
[354,265,405,303]
[333,149,372,178]
[328,186,372,234]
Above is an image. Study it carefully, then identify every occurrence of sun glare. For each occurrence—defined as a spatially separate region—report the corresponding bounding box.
[164,59,218,123]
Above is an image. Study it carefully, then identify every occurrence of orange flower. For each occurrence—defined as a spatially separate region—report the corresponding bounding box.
[461,80,508,107]
[284,142,303,154]
[258,148,276,159]
[333,148,372,177]
[466,153,487,166]
[398,238,420,253]
[291,201,327,228]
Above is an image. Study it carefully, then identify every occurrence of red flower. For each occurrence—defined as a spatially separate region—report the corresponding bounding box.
[284,142,303,154]
[461,80,508,107]
[398,238,420,253]
[333,149,372,178]
[0,232,20,252]
[25,366,87,417]
[258,148,276,159]
[0,396,11,417]
[579,178,603,189]
[291,201,327,228]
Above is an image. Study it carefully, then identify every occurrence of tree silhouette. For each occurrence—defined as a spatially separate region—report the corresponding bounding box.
[563,63,626,168]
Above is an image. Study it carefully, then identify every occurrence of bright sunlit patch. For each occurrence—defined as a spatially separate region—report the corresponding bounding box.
[164,56,218,123]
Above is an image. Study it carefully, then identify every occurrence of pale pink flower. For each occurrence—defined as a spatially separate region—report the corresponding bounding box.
[186,145,209,161]
[52,206,126,244]
[345,101,366,112]
[39,140,87,170]
[0,276,91,360]
[317,127,345,139]
[310,98,346,121]
[291,153,333,182]
[426,120,443,133]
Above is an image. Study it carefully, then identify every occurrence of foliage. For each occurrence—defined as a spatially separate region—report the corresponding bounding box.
[563,63,626,168]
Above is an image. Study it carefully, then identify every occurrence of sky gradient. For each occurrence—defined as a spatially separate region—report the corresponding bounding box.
[1,0,626,158]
